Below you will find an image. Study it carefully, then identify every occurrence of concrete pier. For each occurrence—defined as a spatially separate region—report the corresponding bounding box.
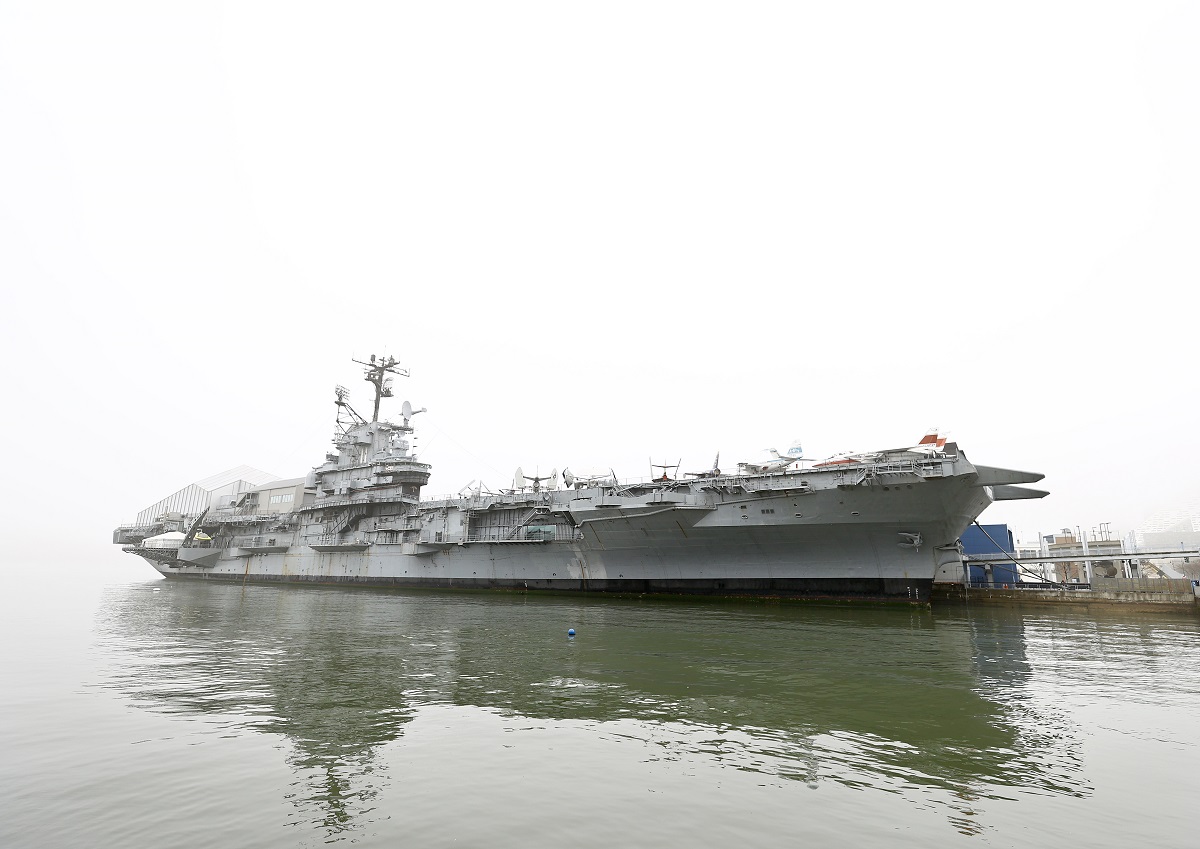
[933,581,1199,614]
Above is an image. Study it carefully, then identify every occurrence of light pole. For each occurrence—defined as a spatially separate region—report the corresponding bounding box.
[1077,525,1092,585]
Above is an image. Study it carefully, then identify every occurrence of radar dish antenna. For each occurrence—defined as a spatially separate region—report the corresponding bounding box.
[399,400,427,429]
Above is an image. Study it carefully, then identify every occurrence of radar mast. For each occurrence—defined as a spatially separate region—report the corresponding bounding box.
[333,385,367,436]
[352,354,410,421]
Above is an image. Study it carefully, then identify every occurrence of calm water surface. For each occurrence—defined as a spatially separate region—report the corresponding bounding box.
[2,571,1198,848]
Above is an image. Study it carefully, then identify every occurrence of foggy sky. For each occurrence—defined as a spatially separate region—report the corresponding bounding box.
[2,1,1198,568]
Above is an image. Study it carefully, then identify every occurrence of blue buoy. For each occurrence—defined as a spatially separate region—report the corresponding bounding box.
[567,628,575,636]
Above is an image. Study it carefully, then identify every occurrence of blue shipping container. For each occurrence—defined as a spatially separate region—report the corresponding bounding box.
[961,524,1019,584]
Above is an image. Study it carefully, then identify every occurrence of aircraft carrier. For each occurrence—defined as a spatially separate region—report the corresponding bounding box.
[113,356,1048,602]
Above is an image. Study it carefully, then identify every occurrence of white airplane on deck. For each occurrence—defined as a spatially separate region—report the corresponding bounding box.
[513,467,558,492]
[812,429,950,467]
[562,468,617,489]
[873,429,950,456]
[737,440,804,474]
[912,429,948,453]
[685,453,722,478]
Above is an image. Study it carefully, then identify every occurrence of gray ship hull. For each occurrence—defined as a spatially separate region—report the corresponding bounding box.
[150,562,937,601]
[137,465,1006,602]
[117,362,1048,603]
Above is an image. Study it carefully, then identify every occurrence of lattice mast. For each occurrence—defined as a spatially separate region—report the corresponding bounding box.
[352,354,410,422]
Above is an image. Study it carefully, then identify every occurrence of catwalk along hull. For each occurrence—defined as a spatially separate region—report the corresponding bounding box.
[117,359,1047,602]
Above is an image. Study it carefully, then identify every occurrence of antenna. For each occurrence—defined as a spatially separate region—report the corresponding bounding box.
[351,354,410,421]
[400,400,427,428]
[333,384,366,435]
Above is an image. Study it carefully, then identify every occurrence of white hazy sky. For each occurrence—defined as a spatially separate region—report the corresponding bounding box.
[2,1,1197,566]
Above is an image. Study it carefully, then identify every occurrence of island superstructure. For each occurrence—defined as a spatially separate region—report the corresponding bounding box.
[114,356,1048,601]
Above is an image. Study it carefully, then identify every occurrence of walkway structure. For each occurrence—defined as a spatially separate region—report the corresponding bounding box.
[963,549,1200,584]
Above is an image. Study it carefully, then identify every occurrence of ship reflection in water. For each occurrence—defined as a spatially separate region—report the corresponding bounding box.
[96,581,1089,841]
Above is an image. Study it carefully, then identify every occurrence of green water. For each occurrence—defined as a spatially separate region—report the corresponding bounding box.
[3,574,1198,848]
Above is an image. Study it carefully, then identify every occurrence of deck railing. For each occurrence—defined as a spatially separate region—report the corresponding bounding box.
[967,578,1196,594]
[1090,577,1195,594]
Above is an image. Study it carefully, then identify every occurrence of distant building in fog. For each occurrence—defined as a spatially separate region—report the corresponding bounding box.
[1133,503,1200,575]
[1133,503,1200,552]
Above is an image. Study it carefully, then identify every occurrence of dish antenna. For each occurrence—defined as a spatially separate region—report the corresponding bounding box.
[400,400,427,427]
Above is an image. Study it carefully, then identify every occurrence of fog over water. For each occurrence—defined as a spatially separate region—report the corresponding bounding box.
[3,9,1198,848]
[3,565,1198,848]
[5,4,1200,835]
[1,2,1198,561]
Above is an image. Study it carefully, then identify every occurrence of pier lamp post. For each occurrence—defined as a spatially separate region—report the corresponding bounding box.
[1077,525,1092,585]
